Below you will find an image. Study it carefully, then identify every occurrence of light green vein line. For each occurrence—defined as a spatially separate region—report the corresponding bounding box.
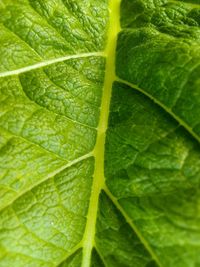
[116,77,200,144]
[103,185,163,267]
[81,0,121,266]
[56,243,82,267]
[0,152,93,213]
[0,52,105,78]
[170,0,200,8]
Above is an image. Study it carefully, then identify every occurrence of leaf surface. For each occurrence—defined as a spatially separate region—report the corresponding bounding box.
[0,0,200,266]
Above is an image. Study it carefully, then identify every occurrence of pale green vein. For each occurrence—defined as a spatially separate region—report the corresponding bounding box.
[170,0,200,8]
[81,0,121,266]
[94,247,108,267]
[11,206,67,254]
[103,185,163,267]
[0,152,93,213]
[0,126,67,161]
[116,77,200,144]
[0,52,105,78]
[56,245,82,267]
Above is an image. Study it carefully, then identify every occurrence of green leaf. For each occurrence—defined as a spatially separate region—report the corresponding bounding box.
[0,0,200,266]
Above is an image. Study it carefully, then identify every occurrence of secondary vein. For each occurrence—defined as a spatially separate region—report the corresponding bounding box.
[116,77,200,145]
[0,52,105,78]
[0,151,93,213]
[103,186,164,267]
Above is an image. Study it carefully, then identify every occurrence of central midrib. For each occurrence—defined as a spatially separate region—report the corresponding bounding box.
[81,0,121,266]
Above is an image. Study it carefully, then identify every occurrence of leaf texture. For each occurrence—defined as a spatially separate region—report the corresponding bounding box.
[0,0,200,266]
